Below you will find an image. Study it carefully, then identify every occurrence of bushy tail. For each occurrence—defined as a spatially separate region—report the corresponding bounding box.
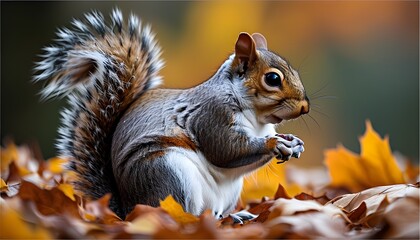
[34,8,164,217]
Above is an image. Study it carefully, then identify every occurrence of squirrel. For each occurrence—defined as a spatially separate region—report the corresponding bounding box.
[34,8,309,219]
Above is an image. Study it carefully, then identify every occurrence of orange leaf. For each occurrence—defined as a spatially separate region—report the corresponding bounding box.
[57,183,76,201]
[0,205,51,239]
[18,180,80,217]
[47,157,67,174]
[159,195,199,224]
[81,194,122,224]
[324,145,371,192]
[360,121,404,184]
[241,160,301,204]
[0,178,8,192]
[324,121,406,192]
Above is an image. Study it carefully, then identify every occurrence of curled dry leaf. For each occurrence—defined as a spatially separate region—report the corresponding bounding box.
[18,180,79,217]
[330,182,420,238]
[265,198,348,238]
[80,193,122,224]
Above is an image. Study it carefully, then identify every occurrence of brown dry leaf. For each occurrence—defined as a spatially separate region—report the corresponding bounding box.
[125,204,164,222]
[265,197,348,238]
[18,180,79,218]
[159,195,199,224]
[154,211,218,239]
[329,183,419,226]
[219,222,267,239]
[81,193,122,224]
[377,195,420,238]
[124,205,180,237]
[325,121,406,192]
[330,183,419,213]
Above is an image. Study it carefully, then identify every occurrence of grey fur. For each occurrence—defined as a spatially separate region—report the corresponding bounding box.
[34,8,308,219]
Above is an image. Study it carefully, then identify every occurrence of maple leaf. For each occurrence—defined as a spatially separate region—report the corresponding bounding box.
[324,121,408,192]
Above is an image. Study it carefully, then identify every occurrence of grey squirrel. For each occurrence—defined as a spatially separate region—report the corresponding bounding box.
[34,8,309,219]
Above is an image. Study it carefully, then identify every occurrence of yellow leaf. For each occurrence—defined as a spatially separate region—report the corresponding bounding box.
[325,120,406,192]
[47,157,68,174]
[360,121,404,184]
[0,178,8,192]
[159,195,199,224]
[0,205,51,239]
[324,145,371,192]
[57,183,76,201]
[241,160,301,204]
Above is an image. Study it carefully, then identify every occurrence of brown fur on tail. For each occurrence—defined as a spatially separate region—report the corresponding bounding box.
[34,8,164,217]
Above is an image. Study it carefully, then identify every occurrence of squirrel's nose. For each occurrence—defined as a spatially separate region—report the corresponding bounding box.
[299,98,310,115]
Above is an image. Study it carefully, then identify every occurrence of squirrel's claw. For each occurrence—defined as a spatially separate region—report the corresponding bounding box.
[275,134,304,163]
[229,210,258,225]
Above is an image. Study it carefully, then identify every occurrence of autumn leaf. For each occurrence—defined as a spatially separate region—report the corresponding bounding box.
[18,180,80,217]
[0,204,51,239]
[80,194,122,224]
[0,178,8,192]
[241,161,301,204]
[159,195,199,224]
[57,183,76,201]
[325,121,407,192]
[46,157,67,174]
[265,197,348,238]
[329,183,420,238]
[1,119,419,239]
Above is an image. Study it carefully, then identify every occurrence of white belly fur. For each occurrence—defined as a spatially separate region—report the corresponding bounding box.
[235,109,277,137]
[165,147,242,216]
[163,110,277,216]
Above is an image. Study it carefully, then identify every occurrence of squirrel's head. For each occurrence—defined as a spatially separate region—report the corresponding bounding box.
[231,32,309,124]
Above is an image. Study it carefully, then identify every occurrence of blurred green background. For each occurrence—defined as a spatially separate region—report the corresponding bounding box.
[1,1,418,166]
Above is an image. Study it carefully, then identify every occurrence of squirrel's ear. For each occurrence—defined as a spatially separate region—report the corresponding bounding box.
[235,32,258,65]
[251,33,267,50]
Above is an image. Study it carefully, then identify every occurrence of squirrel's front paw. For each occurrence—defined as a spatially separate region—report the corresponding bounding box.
[274,134,304,163]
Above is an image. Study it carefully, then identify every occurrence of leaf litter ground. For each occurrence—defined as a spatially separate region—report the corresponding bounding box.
[1,121,419,238]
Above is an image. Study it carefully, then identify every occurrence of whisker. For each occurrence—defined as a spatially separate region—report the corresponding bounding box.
[307,113,321,129]
[268,162,282,179]
[298,52,312,73]
[301,115,311,134]
[308,81,331,98]
[311,108,330,119]
[310,95,337,101]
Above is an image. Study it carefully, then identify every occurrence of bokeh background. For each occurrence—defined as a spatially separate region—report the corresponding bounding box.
[1,1,419,166]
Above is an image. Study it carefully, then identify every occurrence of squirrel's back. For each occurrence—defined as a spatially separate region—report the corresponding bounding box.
[33,8,164,217]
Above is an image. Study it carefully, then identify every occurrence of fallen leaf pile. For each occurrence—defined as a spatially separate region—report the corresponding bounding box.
[1,121,419,238]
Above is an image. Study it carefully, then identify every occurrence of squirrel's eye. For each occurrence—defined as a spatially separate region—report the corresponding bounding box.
[264,72,282,87]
